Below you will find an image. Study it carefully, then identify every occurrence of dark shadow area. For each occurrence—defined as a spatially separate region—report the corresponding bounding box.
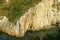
[0,26,60,40]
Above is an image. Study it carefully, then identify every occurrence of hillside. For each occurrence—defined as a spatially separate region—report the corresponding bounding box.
[0,0,60,40]
[0,0,41,23]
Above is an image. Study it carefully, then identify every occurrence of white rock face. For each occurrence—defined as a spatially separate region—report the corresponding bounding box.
[32,0,57,31]
[0,0,59,37]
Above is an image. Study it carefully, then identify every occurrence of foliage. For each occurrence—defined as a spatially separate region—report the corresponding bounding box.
[0,0,42,24]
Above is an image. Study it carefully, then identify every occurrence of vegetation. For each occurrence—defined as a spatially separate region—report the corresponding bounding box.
[0,0,42,24]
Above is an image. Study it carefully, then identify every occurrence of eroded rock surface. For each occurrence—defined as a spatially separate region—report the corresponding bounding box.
[0,0,59,37]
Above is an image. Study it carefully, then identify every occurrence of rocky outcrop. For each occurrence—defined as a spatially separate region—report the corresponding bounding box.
[0,0,59,37]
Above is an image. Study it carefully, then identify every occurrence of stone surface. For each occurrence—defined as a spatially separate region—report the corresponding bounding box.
[0,0,59,37]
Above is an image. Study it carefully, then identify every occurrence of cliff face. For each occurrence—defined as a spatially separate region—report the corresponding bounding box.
[0,0,59,37]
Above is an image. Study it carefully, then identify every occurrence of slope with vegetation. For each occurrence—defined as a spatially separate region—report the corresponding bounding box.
[0,0,60,40]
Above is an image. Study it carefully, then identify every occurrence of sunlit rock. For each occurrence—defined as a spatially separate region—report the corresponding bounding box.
[5,0,10,4]
[0,0,59,37]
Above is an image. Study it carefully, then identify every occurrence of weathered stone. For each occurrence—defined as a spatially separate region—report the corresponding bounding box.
[0,0,59,37]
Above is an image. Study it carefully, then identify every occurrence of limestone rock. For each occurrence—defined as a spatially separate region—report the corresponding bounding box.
[0,0,59,37]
